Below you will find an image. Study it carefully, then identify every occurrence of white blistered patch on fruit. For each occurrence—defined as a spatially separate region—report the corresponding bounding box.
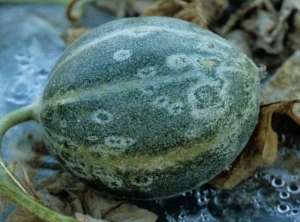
[166,53,219,73]
[195,42,217,52]
[150,96,185,116]
[167,102,185,116]
[131,176,154,188]
[104,136,136,148]
[113,49,131,62]
[136,66,157,79]
[151,96,170,109]
[140,87,155,97]
[166,54,190,69]
[92,109,113,125]
[129,26,155,37]
[87,135,99,142]
[187,79,227,120]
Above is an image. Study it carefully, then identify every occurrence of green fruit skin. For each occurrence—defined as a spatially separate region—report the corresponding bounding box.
[39,17,260,199]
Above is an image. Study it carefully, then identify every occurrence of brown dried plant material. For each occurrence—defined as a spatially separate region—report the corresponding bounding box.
[173,2,207,28]
[104,203,159,222]
[220,0,300,56]
[209,100,300,189]
[61,28,91,45]
[47,186,158,222]
[5,207,46,222]
[33,171,158,222]
[143,0,208,28]
[200,0,228,23]
[94,0,156,17]
[225,30,253,57]
[261,51,300,104]
[75,212,108,222]
[7,170,158,221]
[142,0,185,17]
[288,11,300,51]
[220,0,276,36]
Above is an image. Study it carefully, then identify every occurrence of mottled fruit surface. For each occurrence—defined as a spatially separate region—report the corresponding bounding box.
[39,17,260,199]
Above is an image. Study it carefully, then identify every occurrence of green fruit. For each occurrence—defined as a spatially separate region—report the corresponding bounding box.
[0,17,260,200]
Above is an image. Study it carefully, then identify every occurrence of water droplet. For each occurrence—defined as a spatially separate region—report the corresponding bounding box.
[214,192,232,206]
[197,196,210,205]
[279,191,290,200]
[277,204,290,213]
[195,189,209,198]
[291,209,299,216]
[271,178,285,188]
[178,212,187,222]
[201,216,210,222]
[113,49,131,62]
[254,171,263,179]
[287,183,300,194]
[182,190,193,196]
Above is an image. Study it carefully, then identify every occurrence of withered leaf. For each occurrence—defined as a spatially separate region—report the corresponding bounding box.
[4,169,158,222]
[142,0,207,28]
[209,100,300,189]
[49,187,158,222]
[261,51,300,103]
[104,203,158,222]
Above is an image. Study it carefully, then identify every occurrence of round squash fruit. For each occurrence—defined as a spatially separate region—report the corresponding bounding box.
[1,17,260,200]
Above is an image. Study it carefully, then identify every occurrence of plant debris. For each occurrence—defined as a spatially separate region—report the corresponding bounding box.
[94,0,156,17]
[209,100,300,189]
[5,168,158,222]
[219,0,300,72]
[261,51,300,104]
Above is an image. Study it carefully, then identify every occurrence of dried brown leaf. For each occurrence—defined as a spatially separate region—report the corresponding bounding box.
[143,0,185,17]
[143,0,207,28]
[209,100,300,189]
[174,2,207,28]
[104,203,158,222]
[94,0,156,17]
[220,0,274,35]
[32,170,158,221]
[200,0,228,22]
[5,207,46,222]
[261,51,300,103]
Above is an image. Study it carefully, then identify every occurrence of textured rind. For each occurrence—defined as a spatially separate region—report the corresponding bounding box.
[40,17,260,199]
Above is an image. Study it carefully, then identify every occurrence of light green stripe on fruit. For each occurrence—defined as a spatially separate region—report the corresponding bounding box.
[51,26,231,76]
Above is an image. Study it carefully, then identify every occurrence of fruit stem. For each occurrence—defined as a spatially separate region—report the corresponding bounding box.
[0,99,76,222]
[0,99,40,161]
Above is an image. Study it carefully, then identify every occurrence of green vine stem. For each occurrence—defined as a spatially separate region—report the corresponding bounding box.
[0,99,77,222]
